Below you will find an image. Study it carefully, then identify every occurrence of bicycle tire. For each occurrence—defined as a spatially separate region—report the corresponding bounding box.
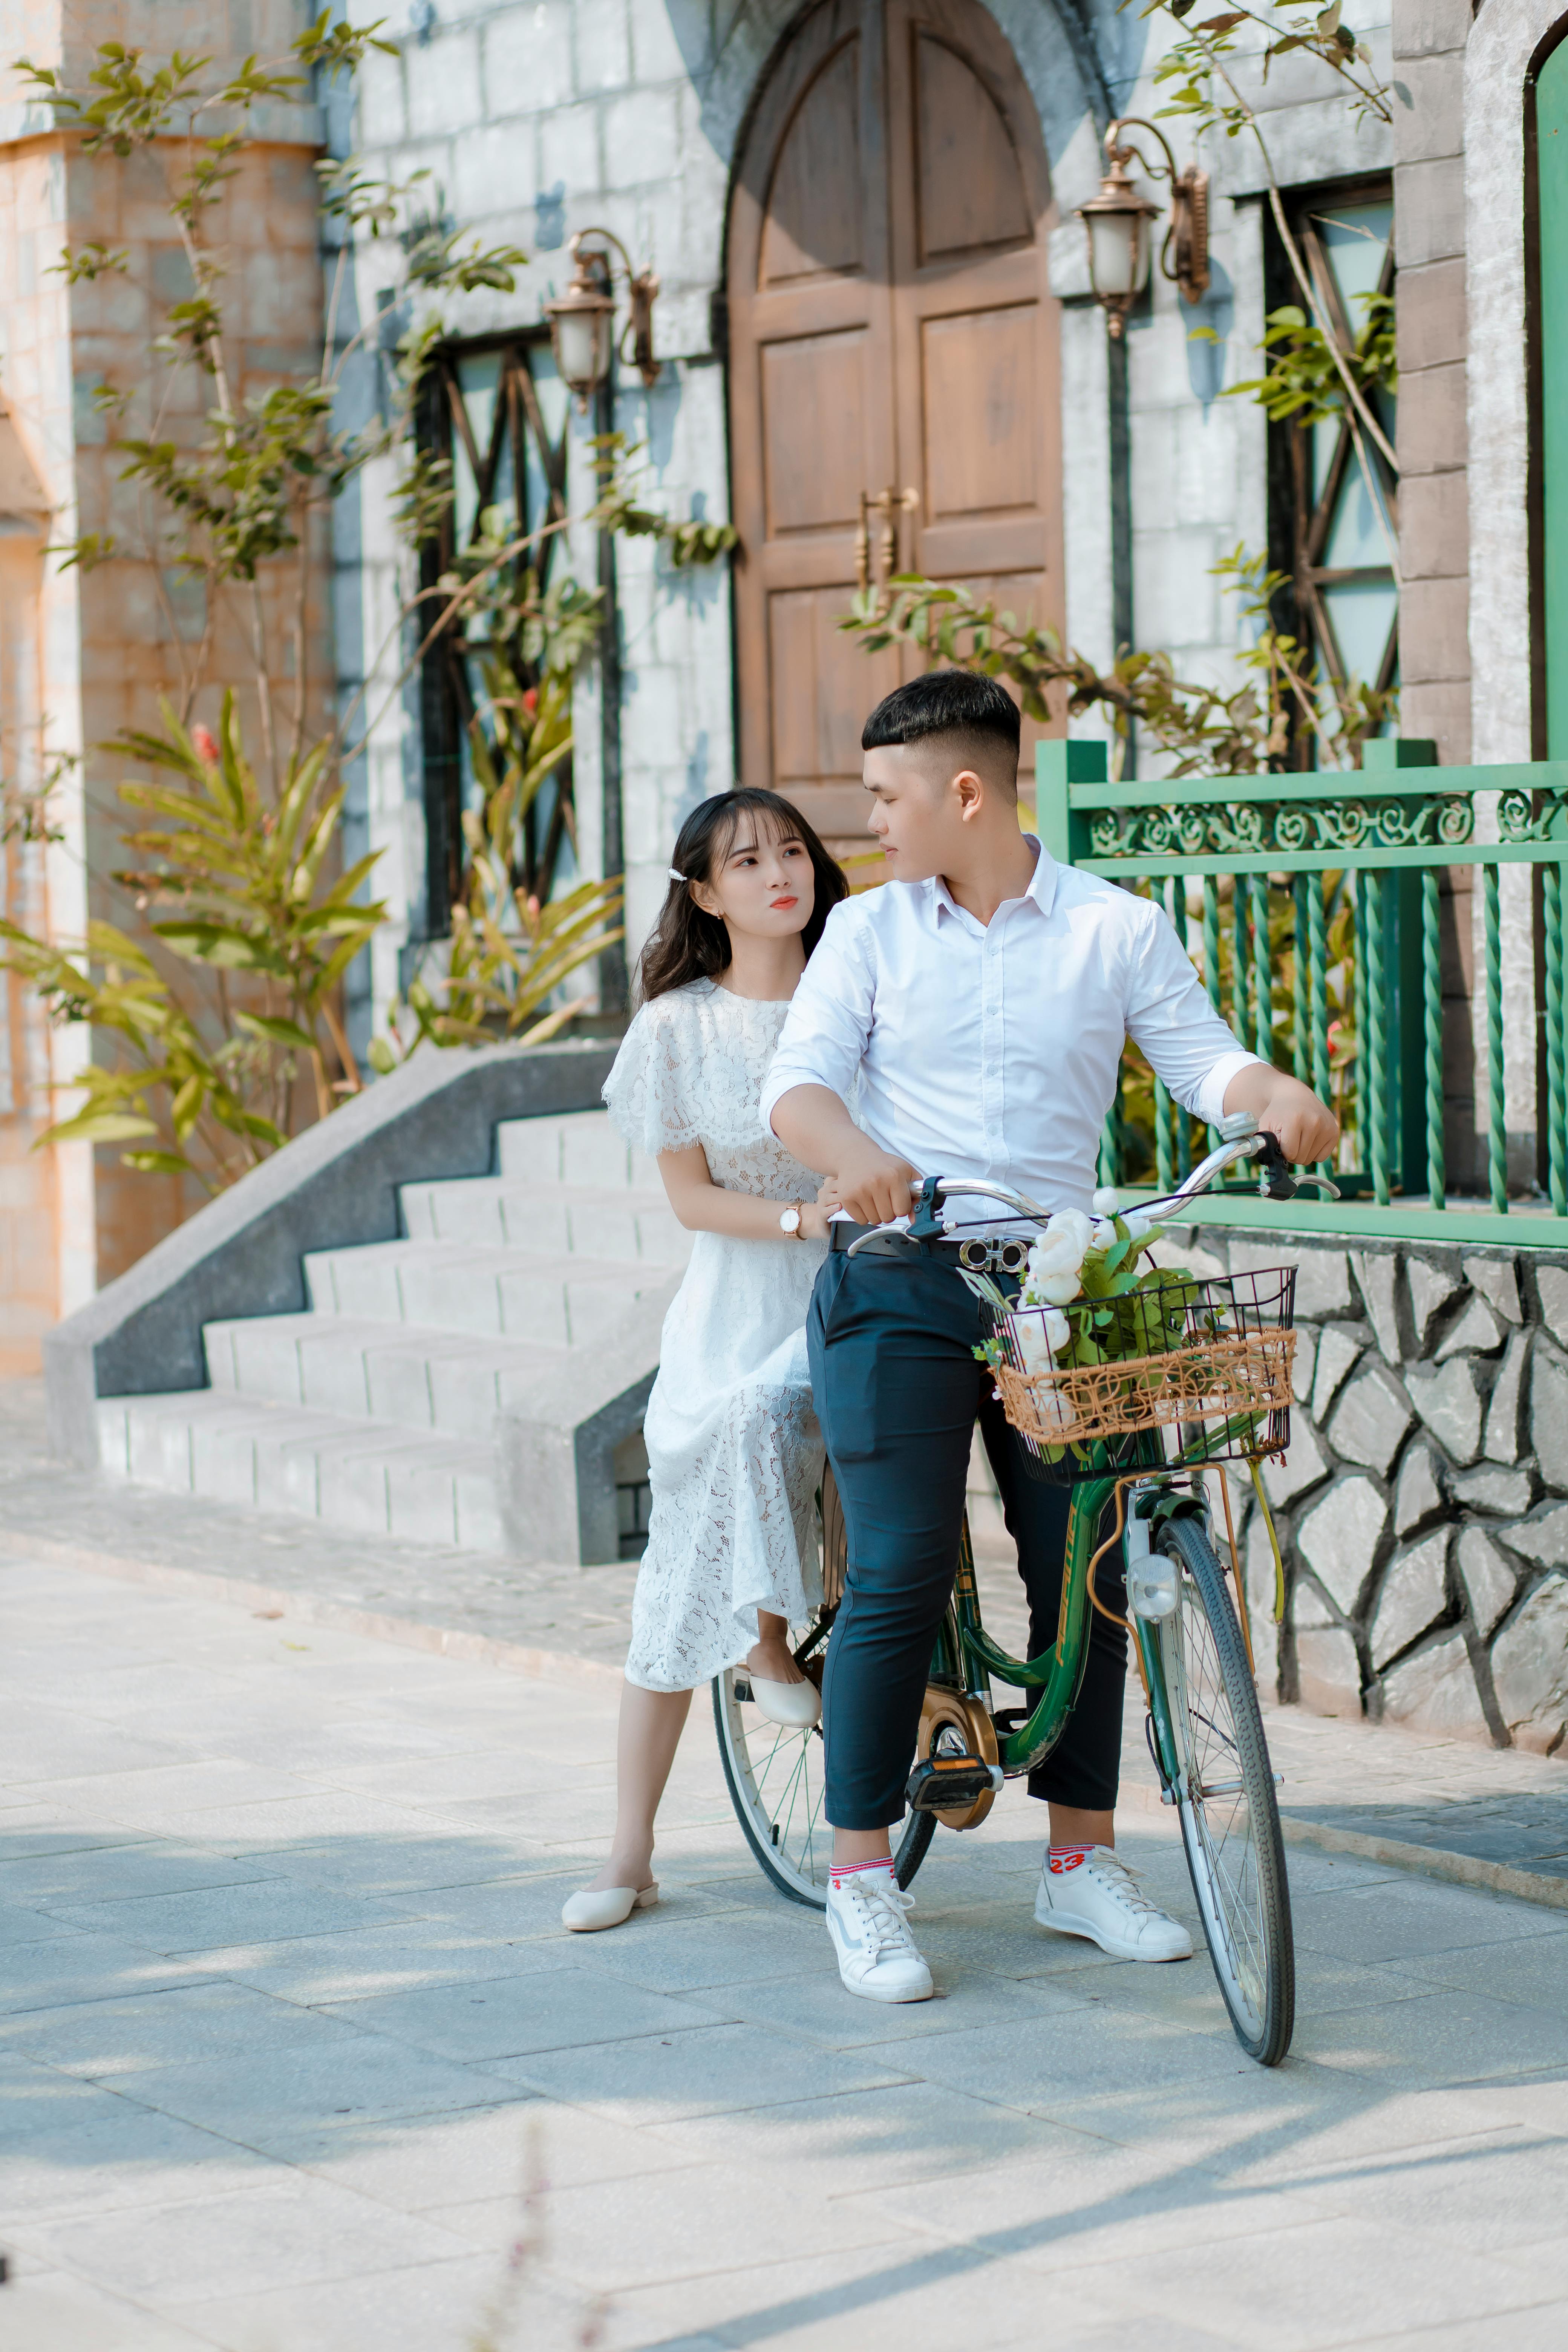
[713,1468,934,1907]
[1156,1513,1295,2065]
[712,1668,934,1908]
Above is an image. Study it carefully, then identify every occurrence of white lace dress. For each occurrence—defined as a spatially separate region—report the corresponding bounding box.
[603,978,827,1692]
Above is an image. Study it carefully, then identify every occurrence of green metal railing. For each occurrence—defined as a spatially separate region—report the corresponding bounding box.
[1037,737,1568,1248]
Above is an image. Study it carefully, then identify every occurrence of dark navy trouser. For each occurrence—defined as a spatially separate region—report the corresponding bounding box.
[807,1246,1128,1830]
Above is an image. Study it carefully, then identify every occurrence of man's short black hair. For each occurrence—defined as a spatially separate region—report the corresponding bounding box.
[861,669,1021,782]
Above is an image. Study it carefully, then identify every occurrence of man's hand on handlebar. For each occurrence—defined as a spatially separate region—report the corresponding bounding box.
[1222,1066,1339,1168]
[831,1136,922,1227]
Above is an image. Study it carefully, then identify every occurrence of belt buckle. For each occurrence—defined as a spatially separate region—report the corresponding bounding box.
[957,1237,1029,1276]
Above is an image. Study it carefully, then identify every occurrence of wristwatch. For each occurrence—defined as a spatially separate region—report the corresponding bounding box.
[779,1203,804,1238]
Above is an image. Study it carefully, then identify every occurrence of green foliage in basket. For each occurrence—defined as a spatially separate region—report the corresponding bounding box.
[965,1214,1219,1382]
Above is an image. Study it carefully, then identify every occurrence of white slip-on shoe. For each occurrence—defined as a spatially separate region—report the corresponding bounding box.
[825,1871,934,2003]
[746,1673,821,1729]
[561,1882,658,1933]
[1033,1847,1193,1962]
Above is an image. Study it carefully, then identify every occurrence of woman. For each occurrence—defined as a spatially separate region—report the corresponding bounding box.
[562,788,848,1932]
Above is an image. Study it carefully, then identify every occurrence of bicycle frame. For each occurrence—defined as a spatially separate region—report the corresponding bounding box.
[935,1463,1183,1797]
[899,1120,1311,1803]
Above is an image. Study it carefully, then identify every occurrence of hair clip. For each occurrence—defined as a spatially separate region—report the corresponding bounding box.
[667,867,688,883]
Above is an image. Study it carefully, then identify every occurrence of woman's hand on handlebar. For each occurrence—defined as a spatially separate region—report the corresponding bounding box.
[1222,1066,1339,1167]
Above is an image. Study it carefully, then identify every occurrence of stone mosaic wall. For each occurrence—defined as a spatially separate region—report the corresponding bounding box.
[1183,1228,1568,1757]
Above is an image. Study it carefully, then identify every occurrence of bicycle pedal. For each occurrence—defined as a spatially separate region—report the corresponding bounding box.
[906,1755,1004,1813]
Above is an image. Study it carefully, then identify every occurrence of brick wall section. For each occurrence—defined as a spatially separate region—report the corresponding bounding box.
[1392,2,1479,1183]
[0,3,332,1321]
[1394,0,1472,756]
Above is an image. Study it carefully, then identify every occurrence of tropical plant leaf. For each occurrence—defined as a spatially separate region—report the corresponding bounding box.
[234,1011,318,1053]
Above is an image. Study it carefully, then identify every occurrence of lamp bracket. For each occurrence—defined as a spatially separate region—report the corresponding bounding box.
[1102,118,1211,308]
[565,227,662,389]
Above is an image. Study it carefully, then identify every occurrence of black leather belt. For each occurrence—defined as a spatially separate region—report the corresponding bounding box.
[830,1222,1032,1274]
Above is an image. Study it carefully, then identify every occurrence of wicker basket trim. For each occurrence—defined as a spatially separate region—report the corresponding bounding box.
[995,1327,1296,1449]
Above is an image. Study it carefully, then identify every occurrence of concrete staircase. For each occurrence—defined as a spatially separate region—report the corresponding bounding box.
[96,1110,691,1562]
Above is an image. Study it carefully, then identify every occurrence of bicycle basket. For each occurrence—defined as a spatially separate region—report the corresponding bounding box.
[989,1266,1297,1487]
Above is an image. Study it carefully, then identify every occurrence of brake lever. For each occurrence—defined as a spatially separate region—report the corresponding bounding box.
[906,1174,946,1242]
[1286,1171,1342,1200]
[1252,1133,1341,1203]
[1253,1133,1297,1202]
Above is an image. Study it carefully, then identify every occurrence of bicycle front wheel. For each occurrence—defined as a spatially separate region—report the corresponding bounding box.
[1156,1513,1295,2065]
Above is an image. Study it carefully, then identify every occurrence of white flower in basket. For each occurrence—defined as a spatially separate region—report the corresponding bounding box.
[1022,1210,1093,1306]
[1008,1303,1069,1377]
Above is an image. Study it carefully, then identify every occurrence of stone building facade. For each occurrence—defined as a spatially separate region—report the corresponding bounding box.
[341,0,1397,989]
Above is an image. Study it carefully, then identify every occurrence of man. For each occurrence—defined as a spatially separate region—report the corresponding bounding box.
[763,671,1338,2003]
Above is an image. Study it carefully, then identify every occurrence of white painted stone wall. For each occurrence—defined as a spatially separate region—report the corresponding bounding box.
[342,0,1398,1010]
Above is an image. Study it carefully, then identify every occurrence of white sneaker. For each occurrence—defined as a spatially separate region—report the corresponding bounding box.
[1033,1846,1193,1962]
[825,1870,934,2003]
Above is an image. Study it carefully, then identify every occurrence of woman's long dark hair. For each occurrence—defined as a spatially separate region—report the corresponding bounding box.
[637,787,848,1004]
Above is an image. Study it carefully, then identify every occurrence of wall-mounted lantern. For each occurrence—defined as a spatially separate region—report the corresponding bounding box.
[544,229,660,407]
[1077,119,1210,338]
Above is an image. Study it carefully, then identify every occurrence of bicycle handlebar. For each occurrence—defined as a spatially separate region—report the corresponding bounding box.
[896,1113,1340,1236]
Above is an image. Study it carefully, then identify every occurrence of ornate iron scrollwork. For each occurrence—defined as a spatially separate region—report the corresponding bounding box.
[1083,787,1477,860]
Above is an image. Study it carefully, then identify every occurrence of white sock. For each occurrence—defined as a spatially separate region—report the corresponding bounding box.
[830,1857,895,1893]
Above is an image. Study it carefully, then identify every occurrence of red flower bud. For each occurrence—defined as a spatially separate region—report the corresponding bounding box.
[190,725,220,767]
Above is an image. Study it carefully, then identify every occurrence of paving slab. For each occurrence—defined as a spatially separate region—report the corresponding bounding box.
[6,1367,1568,1917]
[7,1531,1568,2343]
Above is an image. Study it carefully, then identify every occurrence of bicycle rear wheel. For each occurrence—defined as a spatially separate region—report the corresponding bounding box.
[1156,1513,1295,2065]
[712,1469,935,1908]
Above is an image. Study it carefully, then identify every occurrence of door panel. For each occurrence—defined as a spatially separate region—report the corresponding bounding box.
[920,305,1039,518]
[729,0,894,831]
[729,0,1061,853]
[912,32,1032,260]
[769,590,902,802]
[761,331,873,536]
[887,0,1059,695]
[758,39,866,284]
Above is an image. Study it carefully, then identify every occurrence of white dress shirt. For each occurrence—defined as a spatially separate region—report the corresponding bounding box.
[760,841,1260,1218]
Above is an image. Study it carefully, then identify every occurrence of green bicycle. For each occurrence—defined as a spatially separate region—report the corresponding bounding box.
[714,1120,1320,2068]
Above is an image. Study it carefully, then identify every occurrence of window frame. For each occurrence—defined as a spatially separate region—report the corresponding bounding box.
[414,331,576,941]
[1264,175,1399,769]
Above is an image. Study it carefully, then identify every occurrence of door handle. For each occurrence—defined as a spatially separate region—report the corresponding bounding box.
[855,485,920,601]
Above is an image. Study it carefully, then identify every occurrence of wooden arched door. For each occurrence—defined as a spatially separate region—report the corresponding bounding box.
[727,0,1062,850]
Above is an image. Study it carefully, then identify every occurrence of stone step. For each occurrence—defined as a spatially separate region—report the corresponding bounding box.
[203,1312,569,1433]
[96,1390,505,1552]
[397,1176,688,1263]
[300,1242,676,1340]
[494,1107,657,1189]
[94,1101,680,1565]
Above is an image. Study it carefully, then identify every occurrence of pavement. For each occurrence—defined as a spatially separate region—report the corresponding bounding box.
[7,1542,1568,2347]
[3,1377,1565,1908]
[8,1372,1568,2347]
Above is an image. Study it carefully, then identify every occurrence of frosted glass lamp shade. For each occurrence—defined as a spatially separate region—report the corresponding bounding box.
[1088,207,1150,301]
[546,277,615,402]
